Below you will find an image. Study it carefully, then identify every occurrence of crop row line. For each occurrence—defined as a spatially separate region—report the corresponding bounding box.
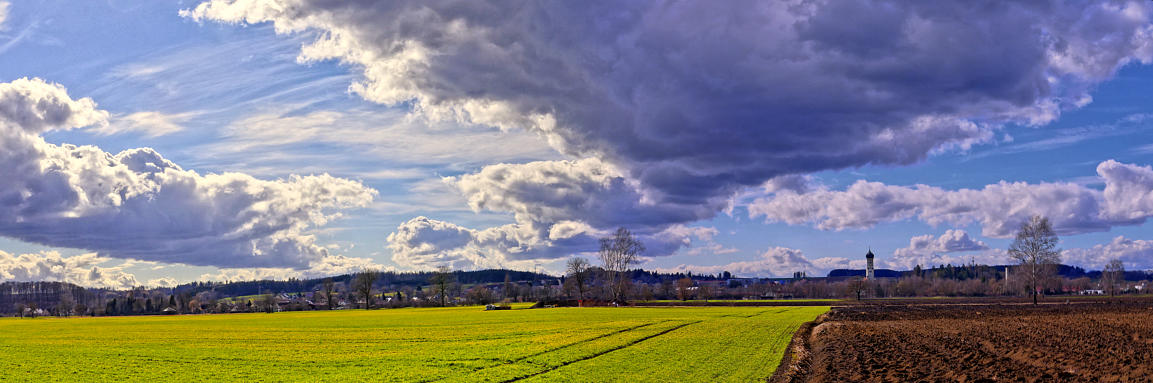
[500,320,704,383]
[422,321,668,383]
[505,321,667,364]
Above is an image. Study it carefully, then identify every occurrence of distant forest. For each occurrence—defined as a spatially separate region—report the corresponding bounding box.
[170,269,556,298]
[3,264,1150,317]
[0,267,723,316]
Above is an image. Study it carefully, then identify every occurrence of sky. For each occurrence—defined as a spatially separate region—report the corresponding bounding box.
[2,0,1153,289]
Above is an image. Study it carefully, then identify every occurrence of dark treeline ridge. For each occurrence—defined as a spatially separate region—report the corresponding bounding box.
[172,269,555,298]
[0,268,727,316]
[168,268,735,298]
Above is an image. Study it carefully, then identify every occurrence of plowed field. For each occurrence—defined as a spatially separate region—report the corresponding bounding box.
[798,301,1153,382]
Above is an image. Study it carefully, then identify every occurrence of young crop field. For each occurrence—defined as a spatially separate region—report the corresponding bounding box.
[0,305,827,382]
[636,299,841,303]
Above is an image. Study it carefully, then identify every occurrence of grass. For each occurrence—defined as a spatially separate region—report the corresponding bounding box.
[0,305,827,382]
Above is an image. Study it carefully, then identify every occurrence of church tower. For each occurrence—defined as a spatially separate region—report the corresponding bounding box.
[865,248,875,280]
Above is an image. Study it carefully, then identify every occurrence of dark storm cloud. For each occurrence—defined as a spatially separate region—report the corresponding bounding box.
[186,0,1153,265]
[186,0,1153,205]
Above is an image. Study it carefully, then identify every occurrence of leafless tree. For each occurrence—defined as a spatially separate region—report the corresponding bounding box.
[429,266,455,306]
[322,278,337,310]
[566,257,591,303]
[675,277,694,301]
[1008,216,1061,305]
[846,278,867,301]
[1103,259,1125,297]
[466,285,495,305]
[255,293,276,313]
[639,284,655,301]
[660,280,674,300]
[352,269,380,309]
[697,283,713,302]
[57,289,75,317]
[598,227,644,303]
[503,273,514,301]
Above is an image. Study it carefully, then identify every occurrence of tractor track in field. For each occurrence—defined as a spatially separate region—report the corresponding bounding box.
[420,321,670,383]
[504,321,668,364]
[499,320,703,383]
[721,307,793,319]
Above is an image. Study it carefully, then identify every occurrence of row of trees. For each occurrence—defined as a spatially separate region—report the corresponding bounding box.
[5,219,1147,316]
[7,262,1146,317]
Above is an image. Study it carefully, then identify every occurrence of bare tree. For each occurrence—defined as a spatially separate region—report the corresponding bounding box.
[466,285,496,305]
[675,278,694,301]
[57,289,75,317]
[429,266,455,306]
[640,284,655,301]
[1008,216,1061,305]
[598,227,644,303]
[660,280,674,300]
[258,293,277,313]
[846,278,867,301]
[566,257,591,304]
[322,278,337,310]
[352,269,380,309]
[1103,259,1125,297]
[503,273,514,301]
[697,283,712,302]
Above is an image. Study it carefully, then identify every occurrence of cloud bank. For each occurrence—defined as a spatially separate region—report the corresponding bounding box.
[889,230,997,270]
[0,251,139,290]
[750,160,1153,238]
[1065,236,1153,271]
[385,159,722,269]
[667,247,867,278]
[0,78,375,269]
[198,254,390,282]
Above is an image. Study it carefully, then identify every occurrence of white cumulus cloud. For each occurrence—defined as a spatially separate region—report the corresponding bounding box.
[1064,236,1153,271]
[0,77,376,269]
[0,251,139,290]
[888,230,996,270]
[749,160,1153,238]
[667,247,845,278]
[198,254,391,282]
[386,158,725,269]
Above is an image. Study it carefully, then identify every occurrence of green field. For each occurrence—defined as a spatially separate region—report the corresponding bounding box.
[0,305,827,382]
[638,299,841,303]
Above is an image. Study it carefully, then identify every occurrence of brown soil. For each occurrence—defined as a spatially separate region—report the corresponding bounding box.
[800,300,1153,382]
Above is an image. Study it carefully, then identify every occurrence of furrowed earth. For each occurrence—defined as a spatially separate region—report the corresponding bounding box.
[787,298,1153,383]
[0,305,828,382]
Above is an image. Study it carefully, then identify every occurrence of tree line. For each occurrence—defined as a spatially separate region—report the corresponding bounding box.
[4,221,1151,316]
